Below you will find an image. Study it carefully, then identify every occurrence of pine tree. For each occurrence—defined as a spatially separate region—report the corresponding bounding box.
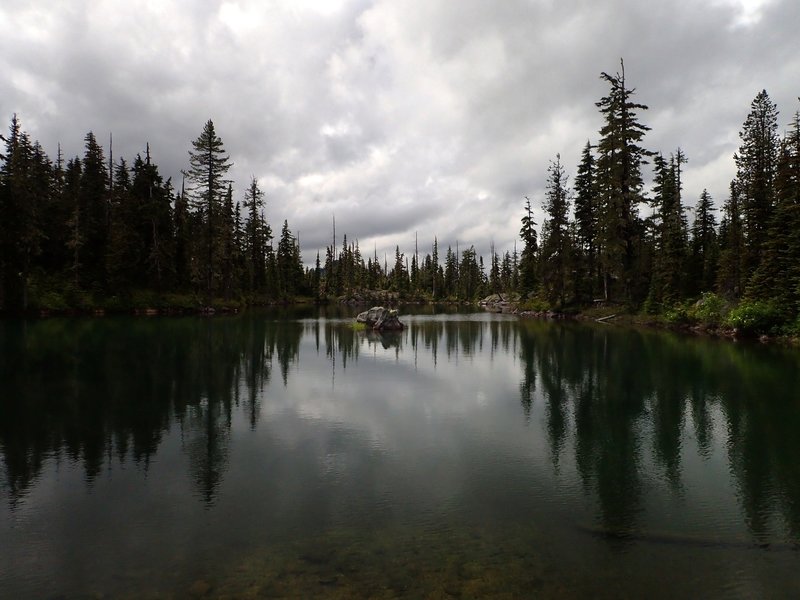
[595,60,651,303]
[124,148,174,291]
[220,184,237,299]
[735,90,779,283]
[573,141,598,302]
[648,151,688,307]
[458,246,481,300]
[540,154,571,306]
[313,250,322,297]
[0,116,45,309]
[748,109,800,305]
[431,237,441,299]
[391,245,407,294]
[276,220,302,297]
[518,196,538,295]
[79,131,109,289]
[187,120,232,298]
[689,189,719,295]
[444,245,458,298]
[106,158,140,291]
[39,141,71,275]
[489,241,500,294]
[242,177,270,293]
[64,157,83,286]
[173,179,191,290]
[717,181,745,297]
[500,251,512,292]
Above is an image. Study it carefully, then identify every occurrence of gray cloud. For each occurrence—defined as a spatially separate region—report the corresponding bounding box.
[1,0,798,265]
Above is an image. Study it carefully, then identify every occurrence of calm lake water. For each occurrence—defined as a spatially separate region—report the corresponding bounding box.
[1,307,800,598]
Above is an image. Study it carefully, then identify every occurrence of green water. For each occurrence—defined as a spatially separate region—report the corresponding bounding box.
[1,307,800,598]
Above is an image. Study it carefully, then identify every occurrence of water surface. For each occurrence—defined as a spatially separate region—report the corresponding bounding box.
[1,307,799,598]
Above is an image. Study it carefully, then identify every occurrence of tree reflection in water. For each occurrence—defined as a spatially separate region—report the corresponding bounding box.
[2,312,800,543]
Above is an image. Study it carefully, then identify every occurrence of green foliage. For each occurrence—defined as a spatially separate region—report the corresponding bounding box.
[661,293,730,328]
[663,304,690,325]
[517,295,551,312]
[725,299,784,335]
[688,292,728,326]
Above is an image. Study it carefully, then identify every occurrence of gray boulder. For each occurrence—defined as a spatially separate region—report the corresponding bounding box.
[356,306,405,331]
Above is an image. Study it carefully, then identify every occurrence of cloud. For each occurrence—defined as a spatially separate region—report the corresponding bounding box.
[1,0,798,265]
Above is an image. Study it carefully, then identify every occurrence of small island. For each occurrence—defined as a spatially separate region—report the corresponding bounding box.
[355,306,405,331]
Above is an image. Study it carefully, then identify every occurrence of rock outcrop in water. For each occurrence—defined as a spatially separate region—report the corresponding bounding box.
[479,292,521,312]
[356,306,405,331]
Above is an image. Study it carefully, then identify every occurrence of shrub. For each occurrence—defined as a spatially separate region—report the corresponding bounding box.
[517,295,551,312]
[687,292,728,327]
[725,300,784,335]
[663,304,690,325]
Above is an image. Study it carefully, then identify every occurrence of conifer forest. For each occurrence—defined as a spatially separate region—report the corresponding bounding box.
[1,66,799,332]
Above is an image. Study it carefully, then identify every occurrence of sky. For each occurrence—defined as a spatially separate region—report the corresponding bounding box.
[1,0,798,266]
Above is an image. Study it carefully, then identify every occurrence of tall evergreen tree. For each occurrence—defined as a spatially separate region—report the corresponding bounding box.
[518,196,538,295]
[595,60,651,303]
[444,245,458,298]
[391,245,408,294]
[735,90,779,283]
[540,154,571,306]
[748,108,800,305]
[717,181,745,297]
[132,149,174,290]
[276,220,302,297]
[242,177,270,293]
[431,237,441,299]
[173,179,191,290]
[106,158,140,291]
[64,157,84,286]
[648,151,688,307]
[187,119,232,298]
[458,246,482,300]
[573,141,598,302]
[220,184,238,299]
[0,116,44,309]
[79,131,109,289]
[489,242,500,294]
[689,189,719,296]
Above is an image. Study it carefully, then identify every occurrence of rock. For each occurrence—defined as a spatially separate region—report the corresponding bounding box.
[480,293,502,306]
[480,292,521,312]
[356,306,405,331]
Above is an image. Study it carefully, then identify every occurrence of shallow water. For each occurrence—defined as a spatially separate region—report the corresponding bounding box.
[1,307,800,598]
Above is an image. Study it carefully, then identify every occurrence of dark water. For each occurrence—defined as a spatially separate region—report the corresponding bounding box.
[1,307,800,598]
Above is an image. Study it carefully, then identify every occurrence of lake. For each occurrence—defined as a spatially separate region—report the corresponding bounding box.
[1,307,800,598]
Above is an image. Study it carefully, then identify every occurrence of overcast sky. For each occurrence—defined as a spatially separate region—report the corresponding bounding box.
[1,0,798,265]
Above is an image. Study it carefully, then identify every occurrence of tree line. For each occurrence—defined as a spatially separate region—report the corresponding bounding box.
[0,119,308,310]
[1,62,799,318]
[528,64,800,326]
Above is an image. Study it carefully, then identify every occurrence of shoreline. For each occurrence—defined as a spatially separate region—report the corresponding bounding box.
[511,304,800,346]
[5,296,799,347]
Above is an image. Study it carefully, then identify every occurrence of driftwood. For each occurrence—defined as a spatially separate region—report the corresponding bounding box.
[595,313,618,323]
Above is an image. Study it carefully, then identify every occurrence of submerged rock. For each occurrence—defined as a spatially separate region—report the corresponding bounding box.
[356,306,405,331]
